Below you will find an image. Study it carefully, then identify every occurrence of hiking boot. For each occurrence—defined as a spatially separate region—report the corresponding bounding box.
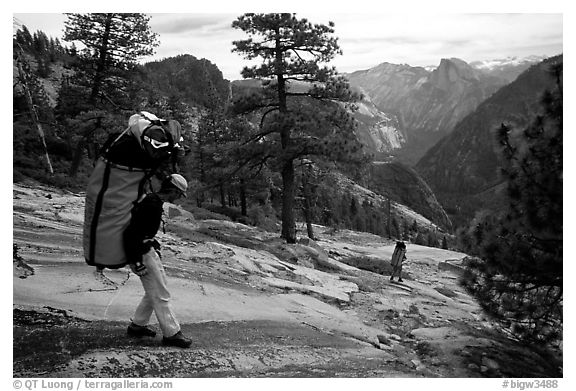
[162,331,192,348]
[127,323,157,338]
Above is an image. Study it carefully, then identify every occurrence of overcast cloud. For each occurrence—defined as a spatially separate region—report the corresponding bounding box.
[13,12,562,80]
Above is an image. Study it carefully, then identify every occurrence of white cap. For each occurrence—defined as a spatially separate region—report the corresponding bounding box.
[168,174,188,195]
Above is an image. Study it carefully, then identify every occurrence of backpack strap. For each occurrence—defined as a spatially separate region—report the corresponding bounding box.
[135,159,168,201]
[137,170,155,202]
[88,160,113,264]
[102,126,131,158]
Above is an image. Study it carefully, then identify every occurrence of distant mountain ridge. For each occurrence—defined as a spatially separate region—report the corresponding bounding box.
[345,55,548,163]
[414,55,562,226]
[470,55,549,82]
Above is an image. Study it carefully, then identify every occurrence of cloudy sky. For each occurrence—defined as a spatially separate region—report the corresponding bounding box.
[12,3,564,81]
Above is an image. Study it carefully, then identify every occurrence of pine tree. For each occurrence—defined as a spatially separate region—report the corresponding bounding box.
[13,43,55,175]
[231,13,363,243]
[32,31,48,56]
[61,13,159,176]
[461,60,562,343]
[402,220,410,241]
[414,232,426,246]
[427,230,438,248]
[441,236,448,250]
[192,60,228,207]
[391,217,401,240]
[15,25,33,50]
[63,13,159,105]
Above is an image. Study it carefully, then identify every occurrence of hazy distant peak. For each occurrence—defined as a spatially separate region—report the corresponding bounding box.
[470,55,548,71]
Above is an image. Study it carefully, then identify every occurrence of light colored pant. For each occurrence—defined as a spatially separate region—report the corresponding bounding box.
[132,249,180,338]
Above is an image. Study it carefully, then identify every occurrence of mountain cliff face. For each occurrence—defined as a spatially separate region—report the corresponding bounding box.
[346,57,542,164]
[414,55,562,225]
[352,93,404,158]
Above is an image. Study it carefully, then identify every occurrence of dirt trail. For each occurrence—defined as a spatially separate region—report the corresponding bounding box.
[12,183,562,377]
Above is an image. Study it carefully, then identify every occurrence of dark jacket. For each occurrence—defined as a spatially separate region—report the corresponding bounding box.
[123,193,164,265]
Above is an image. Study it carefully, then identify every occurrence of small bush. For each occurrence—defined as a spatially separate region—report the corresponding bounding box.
[247,204,280,232]
[415,233,427,245]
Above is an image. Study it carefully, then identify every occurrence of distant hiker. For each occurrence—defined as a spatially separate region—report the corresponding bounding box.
[390,241,407,282]
[124,174,192,348]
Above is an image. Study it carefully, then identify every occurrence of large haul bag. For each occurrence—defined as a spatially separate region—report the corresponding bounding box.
[83,158,149,269]
[83,111,183,269]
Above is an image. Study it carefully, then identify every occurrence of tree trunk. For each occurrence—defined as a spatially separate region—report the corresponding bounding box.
[196,131,206,208]
[16,57,54,175]
[275,32,295,243]
[240,179,247,216]
[281,159,296,243]
[69,120,102,177]
[278,90,295,242]
[219,184,226,207]
[90,14,113,103]
[387,198,392,239]
[227,191,235,207]
[302,175,315,240]
[69,138,86,177]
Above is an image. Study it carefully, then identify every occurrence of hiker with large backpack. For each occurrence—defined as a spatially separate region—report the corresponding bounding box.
[83,111,183,271]
[83,112,191,347]
[125,174,192,348]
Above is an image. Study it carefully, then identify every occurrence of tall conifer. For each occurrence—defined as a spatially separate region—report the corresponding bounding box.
[231,13,363,243]
[63,13,159,105]
[461,61,562,343]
